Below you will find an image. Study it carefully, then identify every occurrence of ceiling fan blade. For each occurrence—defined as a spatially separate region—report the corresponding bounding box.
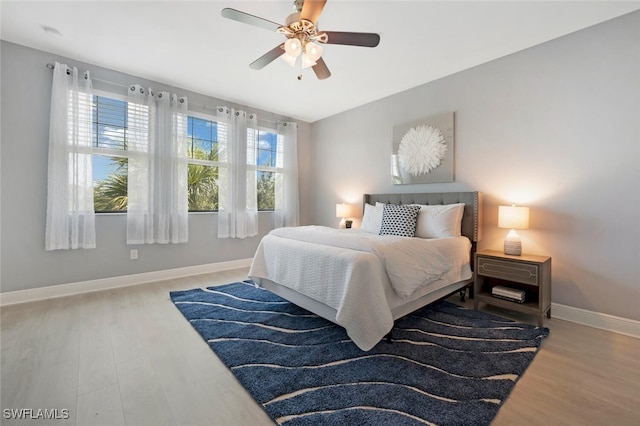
[221,8,282,32]
[250,44,285,70]
[323,31,380,47]
[300,0,327,24]
[312,57,331,80]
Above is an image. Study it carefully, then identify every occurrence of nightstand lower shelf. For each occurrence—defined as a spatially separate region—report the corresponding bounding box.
[475,291,551,325]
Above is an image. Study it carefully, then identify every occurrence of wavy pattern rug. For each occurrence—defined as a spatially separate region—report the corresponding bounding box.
[170,281,549,425]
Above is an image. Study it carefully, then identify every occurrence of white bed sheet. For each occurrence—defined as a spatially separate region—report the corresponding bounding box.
[249,226,472,351]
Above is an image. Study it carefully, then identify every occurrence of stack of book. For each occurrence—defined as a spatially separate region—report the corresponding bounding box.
[491,285,526,303]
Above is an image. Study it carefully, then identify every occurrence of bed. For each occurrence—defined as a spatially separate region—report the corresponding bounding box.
[249,191,483,350]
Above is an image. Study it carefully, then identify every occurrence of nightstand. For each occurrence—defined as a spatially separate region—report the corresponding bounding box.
[474,249,551,326]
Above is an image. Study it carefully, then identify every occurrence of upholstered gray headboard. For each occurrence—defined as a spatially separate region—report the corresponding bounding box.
[363,191,483,242]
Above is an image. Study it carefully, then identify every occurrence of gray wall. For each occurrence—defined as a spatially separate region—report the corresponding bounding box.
[2,11,639,322]
[310,12,640,321]
[0,41,312,292]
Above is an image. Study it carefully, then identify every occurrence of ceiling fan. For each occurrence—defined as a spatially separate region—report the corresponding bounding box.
[221,0,380,80]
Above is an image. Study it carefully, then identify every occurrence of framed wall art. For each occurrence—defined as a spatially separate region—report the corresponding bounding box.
[391,112,454,184]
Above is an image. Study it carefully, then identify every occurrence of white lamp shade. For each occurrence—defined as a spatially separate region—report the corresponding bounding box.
[305,42,323,61]
[300,54,317,69]
[284,38,302,57]
[336,203,352,218]
[498,205,529,230]
[280,52,297,67]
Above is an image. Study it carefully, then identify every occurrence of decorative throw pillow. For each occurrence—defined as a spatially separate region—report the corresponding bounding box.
[379,204,421,237]
[413,203,465,238]
[361,203,384,233]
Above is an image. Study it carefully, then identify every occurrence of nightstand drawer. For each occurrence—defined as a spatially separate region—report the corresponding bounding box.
[477,257,539,286]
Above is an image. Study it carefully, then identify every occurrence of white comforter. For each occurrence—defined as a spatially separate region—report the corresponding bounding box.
[249,226,470,350]
[269,226,451,297]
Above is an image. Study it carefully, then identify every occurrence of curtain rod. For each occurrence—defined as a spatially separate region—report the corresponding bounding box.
[45,63,282,125]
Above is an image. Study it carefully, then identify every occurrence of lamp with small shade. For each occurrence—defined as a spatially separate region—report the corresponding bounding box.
[336,203,353,229]
[498,204,530,256]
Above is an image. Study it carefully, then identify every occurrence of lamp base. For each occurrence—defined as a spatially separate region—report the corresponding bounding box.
[504,229,522,256]
[504,240,522,256]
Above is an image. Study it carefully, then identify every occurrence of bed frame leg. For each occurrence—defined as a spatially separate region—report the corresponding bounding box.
[459,284,474,302]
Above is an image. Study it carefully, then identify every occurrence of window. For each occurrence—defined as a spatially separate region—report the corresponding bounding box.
[186,115,219,211]
[251,128,279,211]
[91,94,277,213]
[92,95,128,212]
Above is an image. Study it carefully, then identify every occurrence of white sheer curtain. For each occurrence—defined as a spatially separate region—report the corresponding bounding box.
[216,107,258,238]
[274,121,299,228]
[45,62,96,250]
[126,84,188,244]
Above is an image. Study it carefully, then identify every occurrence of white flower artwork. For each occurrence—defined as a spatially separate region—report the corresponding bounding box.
[398,124,447,176]
[391,112,454,184]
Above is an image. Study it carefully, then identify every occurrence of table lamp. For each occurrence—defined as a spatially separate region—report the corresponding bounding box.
[498,204,529,256]
[336,203,353,228]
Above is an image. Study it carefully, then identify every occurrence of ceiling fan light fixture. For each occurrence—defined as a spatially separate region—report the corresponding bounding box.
[305,41,323,61]
[280,52,298,67]
[284,38,302,57]
[221,1,381,80]
[301,53,317,69]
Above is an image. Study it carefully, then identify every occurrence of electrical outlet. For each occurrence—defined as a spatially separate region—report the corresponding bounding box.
[130,249,138,260]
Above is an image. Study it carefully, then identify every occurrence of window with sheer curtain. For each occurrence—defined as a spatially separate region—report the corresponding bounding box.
[91,94,221,213]
[215,108,299,238]
[48,67,299,246]
[216,107,258,238]
[46,62,96,250]
[125,84,189,244]
[91,97,288,216]
[275,121,299,228]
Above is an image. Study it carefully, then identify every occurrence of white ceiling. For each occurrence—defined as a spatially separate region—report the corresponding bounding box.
[2,1,639,122]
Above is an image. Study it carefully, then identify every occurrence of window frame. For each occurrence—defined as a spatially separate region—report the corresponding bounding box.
[91,91,283,214]
[92,89,130,161]
[91,90,130,214]
[249,125,281,212]
[185,110,222,212]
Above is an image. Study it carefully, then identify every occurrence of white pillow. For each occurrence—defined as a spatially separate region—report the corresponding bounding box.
[360,203,384,233]
[413,203,465,238]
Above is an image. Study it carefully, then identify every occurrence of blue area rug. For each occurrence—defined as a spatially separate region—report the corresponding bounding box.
[170,281,549,425]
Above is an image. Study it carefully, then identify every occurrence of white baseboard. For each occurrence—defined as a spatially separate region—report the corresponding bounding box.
[2,269,638,340]
[0,258,253,306]
[551,302,640,339]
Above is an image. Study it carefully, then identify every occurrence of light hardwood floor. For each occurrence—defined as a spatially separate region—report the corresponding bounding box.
[1,268,639,425]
